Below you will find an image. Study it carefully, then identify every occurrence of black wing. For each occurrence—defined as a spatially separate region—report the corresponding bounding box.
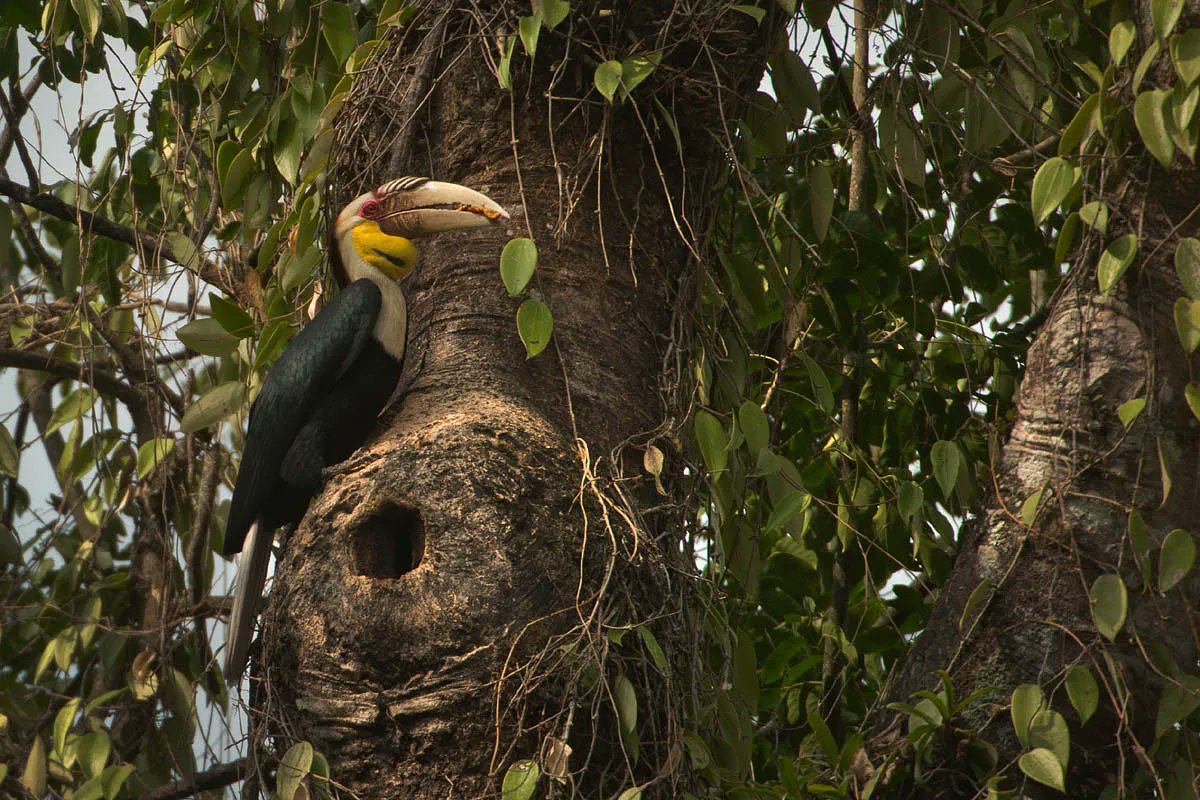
[222,279,383,555]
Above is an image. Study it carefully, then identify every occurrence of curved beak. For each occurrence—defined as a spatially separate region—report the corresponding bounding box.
[376,180,509,238]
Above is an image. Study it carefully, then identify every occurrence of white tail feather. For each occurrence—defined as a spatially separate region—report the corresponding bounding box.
[224,522,272,684]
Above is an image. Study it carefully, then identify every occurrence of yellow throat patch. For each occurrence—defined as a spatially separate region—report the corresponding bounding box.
[352,221,418,279]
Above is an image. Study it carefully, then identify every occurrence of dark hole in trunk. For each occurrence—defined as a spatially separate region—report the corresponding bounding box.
[353,504,424,578]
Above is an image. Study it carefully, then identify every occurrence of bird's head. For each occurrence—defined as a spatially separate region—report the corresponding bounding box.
[330,177,509,285]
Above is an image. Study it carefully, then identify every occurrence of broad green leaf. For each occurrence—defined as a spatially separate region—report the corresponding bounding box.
[1118,397,1146,428]
[497,36,516,90]
[221,147,253,208]
[0,423,18,476]
[1019,748,1066,792]
[1152,0,1184,40]
[614,672,637,735]
[1031,157,1075,224]
[180,382,247,433]
[894,117,925,186]
[930,440,960,499]
[1090,574,1127,641]
[209,294,254,338]
[738,400,769,458]
[732,4,766,23]
[1097,234,1138,294]
[167,231,200,273]
[1173,29,1200,84]
[21,735,45,797]
[321,1,357,65]
[637,626,668,673]
[1186,383,1200,422]
[101,763,135,799]
[1109,20,1135,66]
[897,481,923,523]
[1159,436,1174,507]
[616,788,643,800]
[959,578,991,629]
[75,731,111,779]
[1011,683,1044,747]
[177,318,240,356]
[1019,486,1045,526]
[1129,509,1153,587]
[1175,237,1200,298]
[515,298,553,358]
[54,697,81,756]
[518,13,541,58]
[532,0,569,28]
[1079,200,1108,233]
[1155,676,1200,737]
[500,238,537,296]
[1158,528,1196,593]
[1174,297,1200,353]
[733,630,759,709]
[136,437,176,480]
[810,161,833,241]
[1055,211,1077,263]
[1134,40,1163,92]
[694,410,729,473]
[765,490,810,532]
[47,387,97,437]
[1059,92,1100,155]
[1134,89,1174,168]
[800,354,834,414]
[70,0,100,42]
[1065,665,1099,725]
[501,760,540,800]
[772,49,820,123]
[594,60,622,101]
[278,741,313,800]
[1028,709,1070,768]
[620,52,662,99]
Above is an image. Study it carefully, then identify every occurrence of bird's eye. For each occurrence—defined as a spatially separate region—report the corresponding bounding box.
[361,199,381,219]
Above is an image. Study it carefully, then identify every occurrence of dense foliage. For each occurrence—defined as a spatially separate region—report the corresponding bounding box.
[0,0,1194,798]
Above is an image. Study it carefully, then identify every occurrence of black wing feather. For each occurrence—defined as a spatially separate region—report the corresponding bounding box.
[222,279,383,555]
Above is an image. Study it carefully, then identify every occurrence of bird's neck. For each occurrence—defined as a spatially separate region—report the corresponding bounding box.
[338,238,408,361]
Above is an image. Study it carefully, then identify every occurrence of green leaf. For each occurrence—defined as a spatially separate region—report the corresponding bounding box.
[959,578,991,629]
[1174,297,1200,353]
[733,630,759,709]
[1155,676,1200,737]
[136,438,175,479]
[594,60,622,101]
[221,148,253,208]
[177,318,240,356]
[500,238,537,296]
[616,788,643,800]
[1134,89,1175,168]
[772,49,820,123]
[1019,748,1066,792]
[800,354,834,414]
[1158,528,1196,593]
[518,13,541,58]
[738,400,769,458]
[1065,665,1099,725]
[614,672,637,736]
[277,741,313,800]
[619,52,661,99]
[515,298,553,358]
[732,4,766,23]
[810,161,833,241]
[1097,234,1138,294]
[1118,397,1146,428]
[101,764,135,799]
[930,439,960,500]
[1019,486,1047,528]
[1134,40,1162,92]
[1031,157,1076,224]
[1028,709,1070,769]
[321,1,357,66]
[1090,574,1128,641]
[180,381,247,433]
[1055,213,1078,265]
[637,626,668,673]
[1173,29,1200,85]
[532,0,569,28]
[1186,383,1200,422]
[897,481,923,523]
[1078,200,1108,233]
[0,422,19,477]
[1109,20,1135,66]
[1175,238,1200,298]
[1011,683,1044,747]
[70,0,101,42]
[694,410,729,473]
[75,731,110,779]
[54,697,81,756]
[21,735,46,797]
[497,36,516,90]
[1129,509,1153,587]
[209,294,254,338]
[47,387,97,437]
[1152,0,1184,39]
[501,760,540,800]
[167,231,201,274]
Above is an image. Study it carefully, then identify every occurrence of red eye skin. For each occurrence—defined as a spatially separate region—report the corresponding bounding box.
[361,199,381,219]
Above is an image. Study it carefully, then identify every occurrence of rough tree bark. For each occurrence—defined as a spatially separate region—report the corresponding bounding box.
[249,4,779,798]
[868,5,1200,797]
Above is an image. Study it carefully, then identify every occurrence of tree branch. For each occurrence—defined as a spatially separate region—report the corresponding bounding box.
[0,346,142,409]
[0,177,242,300]
[138,758,254,800]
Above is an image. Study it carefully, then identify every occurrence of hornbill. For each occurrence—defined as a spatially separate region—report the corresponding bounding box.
[222,177,509,683]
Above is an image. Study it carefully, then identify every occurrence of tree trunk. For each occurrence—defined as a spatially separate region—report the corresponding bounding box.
[868,7,1200,797]
[251,5,777,797]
